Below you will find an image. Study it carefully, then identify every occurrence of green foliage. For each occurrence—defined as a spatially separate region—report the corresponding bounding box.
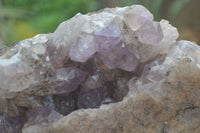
[1,0,98,45]
[0,7,26,18]
[168,0,191,19]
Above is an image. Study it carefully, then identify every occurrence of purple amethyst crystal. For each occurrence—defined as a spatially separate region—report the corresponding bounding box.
[53,67,86,94]
[78,87,107,109]
[141,58,165,83]
[95,21,121,53]
[123,5,153,31]
[98,43,139,71]
[70,33,97,62]
[137,21,164,45]
[46,42,69,68]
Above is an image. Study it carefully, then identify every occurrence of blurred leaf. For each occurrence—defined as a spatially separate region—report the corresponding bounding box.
[14,21,39,40]
[168,0,191,19]
[31,13,66,32]
[1,0,99,45]
[0,7,27,18]
[1,20,15,45]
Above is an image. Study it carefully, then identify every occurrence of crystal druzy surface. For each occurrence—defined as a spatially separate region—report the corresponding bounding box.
[2,5,200,133]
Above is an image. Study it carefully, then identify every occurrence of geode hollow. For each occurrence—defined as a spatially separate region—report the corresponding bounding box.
[1,5,200,133]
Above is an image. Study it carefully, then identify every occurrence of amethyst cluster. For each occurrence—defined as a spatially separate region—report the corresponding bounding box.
[0,5,182,133]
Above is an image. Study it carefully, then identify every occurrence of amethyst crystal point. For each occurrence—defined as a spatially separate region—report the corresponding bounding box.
[137,21,163,45]
[47,14,90,67]
[99,43,139,71]
[69,33,97,62]
[46,42,69,67]
[141,58,165,83]
[53,67,85,94]
[123,5,153,31]
[118,49,140,71]
[95,21,121,53]
[78,87,106,109]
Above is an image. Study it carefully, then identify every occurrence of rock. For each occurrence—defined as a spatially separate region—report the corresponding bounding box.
[1,4,200,133]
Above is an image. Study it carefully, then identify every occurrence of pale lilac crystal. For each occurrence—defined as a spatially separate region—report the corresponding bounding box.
[95,21,121,53]
[46,14,90,67]
[136,20,178,63]
[53,67,85,94]
[98,43,139,71]
[46,42,70,67]
[123,5,153,31]
[118,49,140,71]
[137,21,163,45]
[69,33,97,62]
[141,58,165,83]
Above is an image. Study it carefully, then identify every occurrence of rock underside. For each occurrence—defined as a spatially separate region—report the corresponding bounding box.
[0,5,200,133]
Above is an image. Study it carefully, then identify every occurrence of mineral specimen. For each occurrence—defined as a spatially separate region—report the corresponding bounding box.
[1,4,200,133]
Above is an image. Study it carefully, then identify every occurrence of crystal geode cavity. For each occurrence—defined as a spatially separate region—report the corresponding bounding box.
[1,5,200,133]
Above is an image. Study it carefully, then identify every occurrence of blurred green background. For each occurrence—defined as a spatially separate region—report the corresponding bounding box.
[0,0,200,46]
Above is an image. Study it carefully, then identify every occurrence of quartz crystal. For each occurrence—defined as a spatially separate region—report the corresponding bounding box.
[95,21,121,53]
[78,87,107,109]
[122,5,153,31]
[98,43,139,71]
[70,33,97,62]
[137,21,163,45]
[53,67,85,94]
[2,5,200,133]
[141,58,165,83]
